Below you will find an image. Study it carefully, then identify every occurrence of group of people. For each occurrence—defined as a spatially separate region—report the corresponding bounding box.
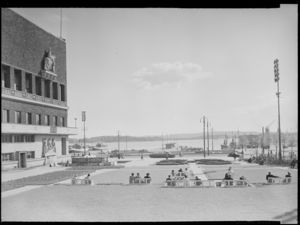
[165,168,199,186]
[223,166,292,184]
[71,173,92,185]
[266,171,291,183]
[129,172,151,184]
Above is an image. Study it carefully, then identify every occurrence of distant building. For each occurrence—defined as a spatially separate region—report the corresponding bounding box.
[1,8,78,169]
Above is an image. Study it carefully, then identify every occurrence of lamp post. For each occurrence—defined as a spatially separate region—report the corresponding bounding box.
[82,111,86,156]
[274,59,282,161]
[207,120,210,156]
[200,116,206,158]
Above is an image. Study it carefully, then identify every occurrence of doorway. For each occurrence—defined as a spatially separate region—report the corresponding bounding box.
[19,152,27,168]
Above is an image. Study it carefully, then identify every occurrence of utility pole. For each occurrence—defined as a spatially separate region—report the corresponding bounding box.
[118,131,120,154]
[161,133,164,151]
[274,59,282,161]
[211,127,214,152]
[201,116,206,158]
[262,127,265,156]
[207,120,209,156]
[82,111,86,156]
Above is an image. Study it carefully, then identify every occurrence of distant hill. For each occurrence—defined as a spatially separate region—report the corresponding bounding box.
[69,131,260,143]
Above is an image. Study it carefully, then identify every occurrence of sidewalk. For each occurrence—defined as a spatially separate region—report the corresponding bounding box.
[1,165,68,182]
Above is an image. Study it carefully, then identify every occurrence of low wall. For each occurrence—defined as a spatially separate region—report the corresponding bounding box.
[71,157,106,166]
[1,160,18,170]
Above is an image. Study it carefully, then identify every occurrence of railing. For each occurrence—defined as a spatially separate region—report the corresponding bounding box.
[2,87,67,108]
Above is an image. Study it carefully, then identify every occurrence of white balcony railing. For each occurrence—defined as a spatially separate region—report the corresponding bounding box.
[1,123,78,135]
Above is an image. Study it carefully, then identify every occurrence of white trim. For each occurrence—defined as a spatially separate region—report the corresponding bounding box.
[2,93,68,110]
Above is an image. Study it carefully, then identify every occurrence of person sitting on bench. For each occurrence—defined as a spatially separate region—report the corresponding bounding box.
[129,173,135,184]
[239,176,246,180]
[194,176,202,186]
[84,174,91,184]
[166,175,173,186]
[134,173,142,183]
[266,172,279,181]
[285,172,291,178]
[224,172,233,180]
[144,173,151,183]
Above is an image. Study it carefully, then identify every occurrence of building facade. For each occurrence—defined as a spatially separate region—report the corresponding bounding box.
[1,8,77,169]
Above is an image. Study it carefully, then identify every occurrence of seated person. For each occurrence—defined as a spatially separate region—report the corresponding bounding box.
[166,175,173,186]
[266,172,279,181]
[239,176,246,180]
[284,172,292,183]
[129,173,135,184]
[177,168,184,177]
[144,173,151,183]
[85,174,91,184]
[285,172,291,178]
[134,173,142,183]
[194,176,202,186]
[224,172,233,180]
[171,170,175,177]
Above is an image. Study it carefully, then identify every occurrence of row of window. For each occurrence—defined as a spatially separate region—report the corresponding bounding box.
[1,151,35,161]
[2,134,35,143]
[2,64,65,101]
[2,109,66,127]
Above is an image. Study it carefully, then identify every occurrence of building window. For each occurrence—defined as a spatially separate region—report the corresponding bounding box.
[2,109,10,123]
[26,112,32,124]
[60,84,65,101]
[44,79,50,98]
[45,115,50,126]
[15,111,22,124]
[53,82,58,99]
[60,117,65,127]
[14,69,22,91]
[53,116,58,126]
[27,151,35,159]
[25,73,32,93]
[35,77,42,96]
[1,134,13,143]
[36,114,41,125]
[24,135,34,142]
[2,153,14,161]
[14,135,24,142]
[2,64,10,88]
[59,117,63,127]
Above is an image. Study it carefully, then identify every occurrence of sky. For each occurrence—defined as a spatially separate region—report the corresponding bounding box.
[11,5,298,138]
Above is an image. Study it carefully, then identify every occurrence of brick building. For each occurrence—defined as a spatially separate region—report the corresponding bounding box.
[1,8,78,169]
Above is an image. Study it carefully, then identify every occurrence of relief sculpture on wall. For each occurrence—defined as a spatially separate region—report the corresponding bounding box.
[42,48,56,73]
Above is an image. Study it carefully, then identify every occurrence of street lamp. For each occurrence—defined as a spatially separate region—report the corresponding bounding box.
[200,116,206,158]
[82,111,86,156]
[274,59,282,161]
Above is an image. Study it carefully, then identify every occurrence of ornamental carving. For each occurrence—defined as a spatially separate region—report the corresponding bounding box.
[41,48,56,73]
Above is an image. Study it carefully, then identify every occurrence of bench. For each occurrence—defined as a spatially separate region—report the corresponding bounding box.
[267,177,282,184]
[282,177,292,184]
[131,177,151,184]
[71,178,92,185]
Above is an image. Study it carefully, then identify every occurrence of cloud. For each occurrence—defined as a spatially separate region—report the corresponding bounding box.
[132,62,212,89]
